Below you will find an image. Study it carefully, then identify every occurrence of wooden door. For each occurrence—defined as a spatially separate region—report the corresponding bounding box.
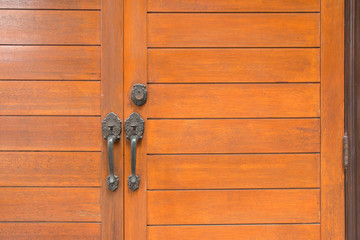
[0,0,344,240]
[124,0,344,240]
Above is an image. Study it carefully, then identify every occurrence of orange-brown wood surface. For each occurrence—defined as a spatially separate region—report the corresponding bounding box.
[0,223,100,240]
[148,154,320,189]
[148,14,320,47]
[0,188,100,221]
[0,46,100,80]
[148,119,320,154]
[0,117,101,151]
[148,189,320,224]
[148,225,320,240]
[0,81,100,115]
[148,84,320,118]
[0,0,100,9]
[148,49,320,83]
[0,11,100,44]
[148,0,320,12]
[0,152,101,186]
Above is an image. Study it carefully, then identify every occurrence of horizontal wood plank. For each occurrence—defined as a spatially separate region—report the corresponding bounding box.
[0,223,100,240]
[0,81,100,115]
[0,46,100,80]
[0,188,100,221]
[148,119,320,154]
[0,152,101,186]
[148,14,320,47]
[148,154,320,189]
[148,190,320,224]
[148,84,320,118]
[0,0,100,9]
[148,225,320,240]
[148,0,320,12]
[0,117,101,151]
[148,49,320,83]
[0,10,100,44]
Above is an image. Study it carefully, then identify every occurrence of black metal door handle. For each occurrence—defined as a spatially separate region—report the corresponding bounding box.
[125,112,144,191]
[102,112,122,192]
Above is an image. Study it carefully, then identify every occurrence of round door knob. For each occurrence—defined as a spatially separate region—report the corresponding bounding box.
[131,84,147,106]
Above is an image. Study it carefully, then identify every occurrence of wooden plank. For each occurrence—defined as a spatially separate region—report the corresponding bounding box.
[0,81,100,115]
[0,152,101,186]
[101,0,124,239]
[148,154,320,189]
[0,46,100,80]
[0,223,100,240]
[124,0,147,239]
[148,84,320,118]
[148,14,320,47]
[0,0,100,9]
[0,10,99,44]
[0,117,101,151]
[0,188,100,221]
[148,119,320,154]
[148,189,320,224]
[148,0,320,12]
[321,0,345,239]
[148,225,320,240]
[148,49,320,83]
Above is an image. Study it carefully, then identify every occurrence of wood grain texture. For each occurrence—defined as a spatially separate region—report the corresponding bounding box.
[0,81,100,115]
[148,84,320,118]
[0,152,101,186]
[0,46,100,80]
[101,0,124,239]
[0,117,101,151]
[0,188,100,221]
[148,49,320,83]
[0,223,100,240]
[148,119,320,154]
[148,189,320,224]
[148,154,320,189]
[148,13,320,47]
[148,225,320,240]
[320,0,345,239]
[0,0,100,9]
[0,11,100,44]
[148,0,320,12]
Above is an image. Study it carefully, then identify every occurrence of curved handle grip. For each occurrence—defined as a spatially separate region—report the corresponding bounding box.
[125,112,144,191]
[102,112,122,192]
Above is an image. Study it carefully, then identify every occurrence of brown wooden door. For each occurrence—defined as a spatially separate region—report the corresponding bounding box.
[0,0,344,240]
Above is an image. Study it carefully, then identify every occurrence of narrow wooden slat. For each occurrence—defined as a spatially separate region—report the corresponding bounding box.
[0,188,100,221]
[148,14,320,47]
[0,117,101,151]
[0,81,100,115]
[148,225,320,240]
[0,152,101,186]
[148,154,320,189]
[0,0,100,9]
[148,0,320,12]
[0,11,100,44]
[148,49,320,83]
[148,84,320,118]
[148,189,320,224]
[0,223,100,240]
[148,119,320,154]
[0,46,100,80]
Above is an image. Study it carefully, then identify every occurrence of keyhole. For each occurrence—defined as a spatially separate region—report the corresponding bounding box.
[135,90,144,100]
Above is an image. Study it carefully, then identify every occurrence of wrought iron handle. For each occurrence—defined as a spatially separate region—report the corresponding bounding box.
[102,112,122,192]
[125,112,144,191]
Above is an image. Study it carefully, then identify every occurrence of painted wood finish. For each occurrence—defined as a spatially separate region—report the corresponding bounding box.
[0,0,100,9]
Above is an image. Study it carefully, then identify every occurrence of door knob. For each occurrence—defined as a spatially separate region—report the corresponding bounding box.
[102,112,122,192]
[125,112,144,191]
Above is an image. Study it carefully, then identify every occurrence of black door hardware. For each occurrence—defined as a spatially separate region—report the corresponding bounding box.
[131,84,147,106]
[102,112,122,191]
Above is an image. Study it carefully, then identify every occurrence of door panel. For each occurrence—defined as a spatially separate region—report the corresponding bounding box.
[148,49,320,83]
[0,0,100,9]
[148,14,320,47]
